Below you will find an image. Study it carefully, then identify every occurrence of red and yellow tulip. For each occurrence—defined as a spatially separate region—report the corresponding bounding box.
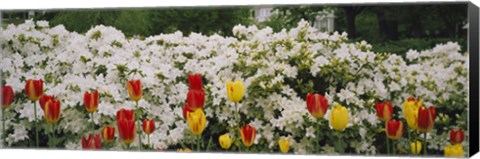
[417,106,435,133]
[142,119,156,135]
[39,94,54,111]
[82,133,102,150]
[44,99,61,124]
[375,101,393,121]
[2,85,14,109]
[226,80,245,103]
[450,129,464,144]
[127,80,142,101]
[305,93,328,119]
[186,89,205,110]
[240,124,256,147]
[186,109,207,135]
[402,97,422,130]
[25,79,43,101]
[101,126,115,143]
[385,119,403,140]
[84,90,99,113]
[116,109,136,145]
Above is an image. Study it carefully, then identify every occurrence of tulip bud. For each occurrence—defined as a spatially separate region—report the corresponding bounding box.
[101,126,115,143]
[411,141,422,154]
[25,79,43,101]
[385,119,403,140]
[82,134,102,150]
[417,106,435,133]
[2,85,14,109]
[44,99,61,124]
[444,143,464,157]
[186,109,207,135]
[375,101,393,121]
[226,80,245,103]
[219,134,232,150]
[142,119,156,135]
[84,90,99,113]
[329,104,349,131]
[450,129,464,144]
[188,74,203,90]
[39,94,54,111]
[186,89,205,110]
[305,93,328,119]
[127,80,142,101]
[239,124,256,147]
[278,136,290,153]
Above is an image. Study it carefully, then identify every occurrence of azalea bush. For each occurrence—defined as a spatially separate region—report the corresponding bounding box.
[0,19,469,157]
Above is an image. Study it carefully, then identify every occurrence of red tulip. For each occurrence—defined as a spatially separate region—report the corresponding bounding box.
[44,99,61,124]
[84,90,99,113]
[240,124,256,147]
[305,93,328,118]
[116,109,136,144]
[2,85,14,109]
[186,89,205,110]
[375,101,393,121]
[116,108,134,121]
[142,119,156,135]
[117,119,136,144]
[417,106,435,133]
[101,126,115,143]
[450,129,464,144]
[127,80,142,101]
[39,94,54,110]
[182,104,193,120]
[188,74,203,90]
[82,134,102,150]
[25,79,43,101]
[385,119,403,140]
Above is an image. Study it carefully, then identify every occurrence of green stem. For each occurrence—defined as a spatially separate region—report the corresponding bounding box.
[91,112,95,132]
[415,131,418,155]
[197,135,201,152]
[52,124,56,148]
[316,120,321,153]
[34,101,39,147]
[393,140,396,155]
[2,108,5,146]
[386,137,390,155]
[423,133,427,156]
[407,127,410,155]
[135,101,142,150]
[147,135,150,150]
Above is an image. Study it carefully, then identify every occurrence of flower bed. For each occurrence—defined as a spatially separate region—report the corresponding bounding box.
[0,19,469,156]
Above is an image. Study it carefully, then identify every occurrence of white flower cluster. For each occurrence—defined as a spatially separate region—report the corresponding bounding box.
[0,19,468,154]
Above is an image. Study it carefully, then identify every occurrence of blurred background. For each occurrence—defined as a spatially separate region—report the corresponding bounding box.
[0,2,468,54]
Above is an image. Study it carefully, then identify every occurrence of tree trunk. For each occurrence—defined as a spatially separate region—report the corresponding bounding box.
[342,6,365,39]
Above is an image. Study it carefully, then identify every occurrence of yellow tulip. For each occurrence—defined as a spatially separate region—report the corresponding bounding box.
[411,141,422,154]
[444,144,464,157]
[186,109,207,135]
[402,98,422,130]
[278,136,290,153]
[177,148,192,152]
[329,104,349,131]
[219,134,232,150]
[226,80,245,103]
